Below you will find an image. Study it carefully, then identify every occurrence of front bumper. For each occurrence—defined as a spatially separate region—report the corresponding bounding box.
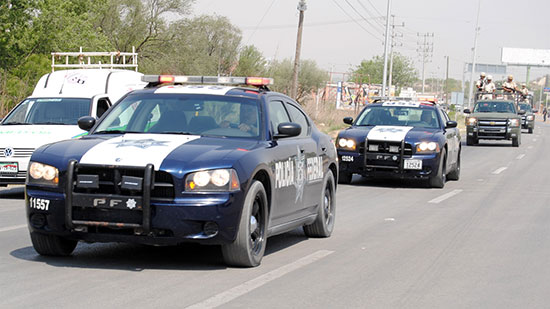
[0,157,30,185]
[466,125,520,140]
[338,150,441,180]
[25,162,244,246]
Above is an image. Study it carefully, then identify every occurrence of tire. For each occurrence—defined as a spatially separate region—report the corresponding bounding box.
[512,136,520,147]
[304,171,336,238]
[338,171,352,184]
[447,149,460,181]
[30,232,77,256]
[429,149,446,189]
[466,136,477,146]
[528,128,533,134]
[222,181,268,267]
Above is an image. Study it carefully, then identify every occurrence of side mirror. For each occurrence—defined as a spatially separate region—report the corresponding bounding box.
[275,122,301,138]
[78,116,96,131]
[518,110,526,115]
[446,121,458,128]
[343,117,354,125]
[463,109,471,114]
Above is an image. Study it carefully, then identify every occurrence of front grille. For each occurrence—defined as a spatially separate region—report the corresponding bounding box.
[0,148,35,158]
[478,119,508,137]
[365,140,412,169]
[72,166,174,199]
[0,171,26,178]
[366,141,413,156]
[72,208,143,225]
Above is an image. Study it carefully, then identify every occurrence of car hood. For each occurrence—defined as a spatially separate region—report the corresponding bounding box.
[32,133,262,172]
[338,126,439,143]
[470,112,519,119]
[0,125,85,149]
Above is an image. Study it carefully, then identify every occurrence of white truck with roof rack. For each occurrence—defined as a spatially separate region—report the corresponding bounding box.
[0,48,146,186]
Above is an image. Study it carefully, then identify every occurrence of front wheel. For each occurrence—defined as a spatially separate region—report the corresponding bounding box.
[466,136,477,146]
[512,136,520,147]
[304,171,336,238]
[30,232,77,256]
[338,171,352,184]
[528,128,533,134]
[429,149,446,188]
[222,181,268,267]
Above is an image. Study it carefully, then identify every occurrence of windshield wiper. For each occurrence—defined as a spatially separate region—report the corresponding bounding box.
[156,131,193,135]
[94,130,144,134]
[32,122,68,125]
[2,122,31,125]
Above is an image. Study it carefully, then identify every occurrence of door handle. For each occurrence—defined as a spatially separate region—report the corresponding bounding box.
[321,146,327,152]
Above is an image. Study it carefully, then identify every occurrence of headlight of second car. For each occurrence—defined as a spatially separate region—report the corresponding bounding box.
[28,162,59,186]
[466,117,477,126]
[416,141,440,154]
[185,169,240,192]
[526,115,534,121]
[336,137,356,151]
[508,118,520,127]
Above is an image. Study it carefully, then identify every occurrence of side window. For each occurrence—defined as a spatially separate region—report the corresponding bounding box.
[438,109,450,125]
[268,100,290,135]
[285,103,309,138]
[96,98,111,118]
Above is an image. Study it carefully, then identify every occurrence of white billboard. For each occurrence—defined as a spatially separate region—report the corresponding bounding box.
[501,47,550,66]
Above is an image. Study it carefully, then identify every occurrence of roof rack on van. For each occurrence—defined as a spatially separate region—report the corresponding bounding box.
[51,47,138,72]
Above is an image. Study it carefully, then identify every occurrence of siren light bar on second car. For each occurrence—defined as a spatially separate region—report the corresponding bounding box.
[142,75,274,86]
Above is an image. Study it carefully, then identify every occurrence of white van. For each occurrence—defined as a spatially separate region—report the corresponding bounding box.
[0,51,146,186]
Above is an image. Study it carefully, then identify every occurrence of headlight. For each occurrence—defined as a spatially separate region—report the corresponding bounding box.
[28,162,59,186]
[466,117,477,126]
[185,169,240,192]
[526,115,534,121]
[337,138,356,151]
[509,119,520,127]
[416,141,439,153]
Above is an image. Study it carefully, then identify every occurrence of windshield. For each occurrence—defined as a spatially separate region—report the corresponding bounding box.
[473,101,517,113]
[355,105,440,129]
[2,98,91,125]
[94,93,262,138]
[518,103,532,112]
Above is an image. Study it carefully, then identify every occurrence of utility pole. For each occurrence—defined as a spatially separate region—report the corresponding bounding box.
[445,56,450,104]
[290,0,307,100]
[388,15,404,96]
[381,0,392,97]
[417,33,434,94]
[467,0,481,109]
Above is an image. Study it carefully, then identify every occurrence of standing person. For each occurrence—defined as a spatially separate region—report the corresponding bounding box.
[502,75,518,93]
[543,107,547,122]
[482,75,496,99]
[520,84,529,101]
[475,72,486,91]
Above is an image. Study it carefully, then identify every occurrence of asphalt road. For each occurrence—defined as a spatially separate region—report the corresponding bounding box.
[2,122,550,308]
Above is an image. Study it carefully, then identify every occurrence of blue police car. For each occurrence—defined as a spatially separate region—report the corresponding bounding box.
[336,100,460,188]
[25,75,338,267]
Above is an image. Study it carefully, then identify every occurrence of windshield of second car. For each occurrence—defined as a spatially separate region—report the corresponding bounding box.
[93,93,262,138]
[473,101,517,113]
[355,106,440,129]
[518,104,532,112]
[2,98,91,125]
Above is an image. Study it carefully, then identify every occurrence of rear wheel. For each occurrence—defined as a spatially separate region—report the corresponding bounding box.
[304,172,336,238]
[429,149,446,189]
[447,149,461,181]
[222,181,268,267]
[338,171,352,184]
[30,232,77,256]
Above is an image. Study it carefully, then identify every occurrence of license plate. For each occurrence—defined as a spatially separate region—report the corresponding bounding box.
[0,162,18,173]
[404,159,422,170]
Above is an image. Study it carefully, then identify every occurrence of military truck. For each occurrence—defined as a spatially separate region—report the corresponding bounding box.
[518,101,535,134]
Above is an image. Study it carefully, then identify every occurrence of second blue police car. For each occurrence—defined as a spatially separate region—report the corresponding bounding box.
[336,100,460,188]
[25,75,338,267]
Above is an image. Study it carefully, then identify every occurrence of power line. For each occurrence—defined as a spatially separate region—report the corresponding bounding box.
[245,0,277,45]
[331,0,383,42]
[355,0,385,29]
[344,0,385,33]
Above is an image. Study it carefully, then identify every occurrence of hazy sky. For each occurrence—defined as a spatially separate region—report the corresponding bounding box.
[193,0,550,83]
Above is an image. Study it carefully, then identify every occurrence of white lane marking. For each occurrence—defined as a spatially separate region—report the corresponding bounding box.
[533,138,537,142]
[528,146,534,149]
[384,218,395,222]
[516,154,526,160]
[0,224,26,233]
[428,189,463,204]
[186,250,334,309]
[492,167,508,175]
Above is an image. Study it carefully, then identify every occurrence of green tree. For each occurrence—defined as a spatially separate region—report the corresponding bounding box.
[0,0,38,70]
[233,45,266,77]
[268,59,328,103]
[352,53,416,88]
